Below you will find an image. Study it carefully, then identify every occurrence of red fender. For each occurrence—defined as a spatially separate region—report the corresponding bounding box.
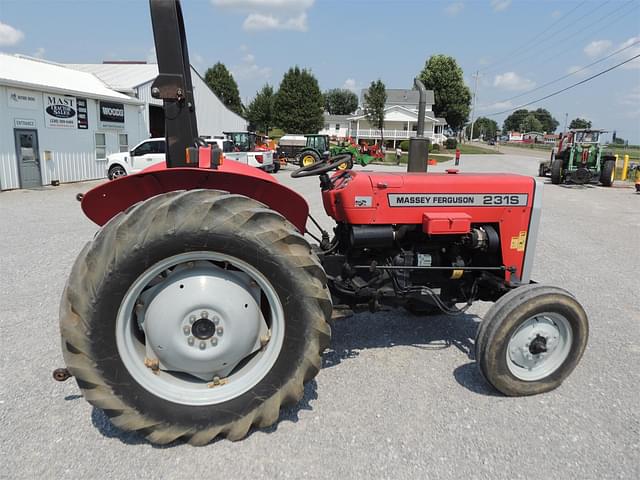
[81,160,309,232]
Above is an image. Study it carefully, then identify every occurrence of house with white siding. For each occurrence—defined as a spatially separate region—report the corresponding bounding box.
[348,88,447,147]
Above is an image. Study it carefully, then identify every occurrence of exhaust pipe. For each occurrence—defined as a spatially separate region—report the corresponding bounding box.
[407,77,430,173]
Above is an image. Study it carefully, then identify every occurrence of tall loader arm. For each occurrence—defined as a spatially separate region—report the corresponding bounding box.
[149,0,198,167]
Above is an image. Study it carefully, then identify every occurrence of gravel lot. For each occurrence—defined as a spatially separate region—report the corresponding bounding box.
[1,153,638,479]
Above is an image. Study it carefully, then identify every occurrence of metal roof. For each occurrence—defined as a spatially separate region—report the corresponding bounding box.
[0,54,140,103]
[360,88,435,106]
[67,63,160,91]
[323,114,351,122]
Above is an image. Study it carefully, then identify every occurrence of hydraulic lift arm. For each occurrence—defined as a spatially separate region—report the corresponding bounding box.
[149,0,198,168]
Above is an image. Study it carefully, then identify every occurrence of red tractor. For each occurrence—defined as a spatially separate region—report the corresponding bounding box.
[53,0,588,445]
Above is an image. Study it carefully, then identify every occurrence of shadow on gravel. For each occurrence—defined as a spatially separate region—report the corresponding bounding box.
[91,379,319,447]
[323,308,500,396]
[323,309,479,368]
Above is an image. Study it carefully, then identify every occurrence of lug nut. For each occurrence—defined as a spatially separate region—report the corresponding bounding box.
[199,341,206,350]
[213,316,220,325]
[211,337,218,346]
[217,326,224,335]
[188,336,195,346]
[201,311,209,318]
[183,325,190,335]
[189,315,196,324]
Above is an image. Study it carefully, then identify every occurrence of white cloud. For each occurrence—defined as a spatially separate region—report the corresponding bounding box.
[231,47,272,80]
[566,65,589,76]
[444,2,464,16]
[243,12,307,31]
[212,0,313,32]
[33,47,45,59]
[584,39,612,58]
[0,21,24,46]
[479,100,513,112]
[343,78,359,93]
[493,72,536,91]
[618,36,640,70]
[491,0,511,12]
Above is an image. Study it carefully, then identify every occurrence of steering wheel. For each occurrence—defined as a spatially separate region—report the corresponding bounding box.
[291,154,352,178]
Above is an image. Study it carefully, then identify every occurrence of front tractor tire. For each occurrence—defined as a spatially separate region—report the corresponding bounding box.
[59,190,332,445]
[550,157,563,185]
[600,158,616,187]
[475,284,588,396]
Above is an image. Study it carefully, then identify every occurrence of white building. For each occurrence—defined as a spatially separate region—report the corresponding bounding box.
[68,62,247,139]
[349,89,447,146]
[318,114,352,140]
[0,54,145,190]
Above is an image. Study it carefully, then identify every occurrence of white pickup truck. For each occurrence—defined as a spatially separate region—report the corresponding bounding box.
[107,137,275,180]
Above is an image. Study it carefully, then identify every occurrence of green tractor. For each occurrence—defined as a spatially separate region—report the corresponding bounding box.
[297,134,382,169]
[549,129,616,186]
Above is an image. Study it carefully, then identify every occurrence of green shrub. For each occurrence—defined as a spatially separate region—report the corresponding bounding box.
[429,143,441,152]
[445,138,457,149]
[399,140,410,151]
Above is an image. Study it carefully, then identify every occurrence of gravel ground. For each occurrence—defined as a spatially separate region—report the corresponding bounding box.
[1,153,638,479]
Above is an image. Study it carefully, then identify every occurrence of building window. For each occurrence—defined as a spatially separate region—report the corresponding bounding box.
[119,134,129,152]
[325,124,330,130]
[95,133,106,160]
[335,124,340,130]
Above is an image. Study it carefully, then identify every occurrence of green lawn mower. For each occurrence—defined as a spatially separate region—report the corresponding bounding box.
[549,129,616,186]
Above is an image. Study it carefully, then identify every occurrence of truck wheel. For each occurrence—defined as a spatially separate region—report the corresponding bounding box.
[600,158,615,186]
[300,151,320,167]
[108,165,127,180]
[475,284,588,396]
[550,158,562,185]
[59,190,332,445]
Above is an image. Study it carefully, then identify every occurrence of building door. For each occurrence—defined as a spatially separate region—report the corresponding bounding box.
[14,129,42,188]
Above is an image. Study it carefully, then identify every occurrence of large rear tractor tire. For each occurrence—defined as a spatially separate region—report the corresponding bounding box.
[599,158,615,187]
[550,157,563,185]
[475,284,588,396]
[59,190,332,445]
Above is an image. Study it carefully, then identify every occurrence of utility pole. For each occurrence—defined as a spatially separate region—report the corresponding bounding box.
[563,112,568,134]
[469,71,480,142]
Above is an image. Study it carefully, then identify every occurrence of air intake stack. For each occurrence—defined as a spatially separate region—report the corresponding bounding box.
[407,77,430,172]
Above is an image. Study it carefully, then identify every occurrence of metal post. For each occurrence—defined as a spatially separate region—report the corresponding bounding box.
[469,70,479,142]
[622,154,630,181]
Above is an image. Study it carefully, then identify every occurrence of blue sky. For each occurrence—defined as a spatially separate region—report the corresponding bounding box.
[1,0,639,142]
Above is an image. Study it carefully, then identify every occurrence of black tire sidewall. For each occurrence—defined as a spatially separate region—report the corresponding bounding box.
[88,225,324,428]
[480,292,588,396]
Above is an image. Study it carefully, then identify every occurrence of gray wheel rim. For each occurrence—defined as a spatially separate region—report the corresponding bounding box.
[506,313,572,381]
[115,251,285,406]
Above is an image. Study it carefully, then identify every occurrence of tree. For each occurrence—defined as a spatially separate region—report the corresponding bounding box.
[246,84,275,135]
[466,117,498,140]
[323,88,359,115]
[532,108,559,133]
[274,66,324,133]
[521,113,542,133]
[569,117,592,129]
[363,79,387,145]
[503,109,530,132]
[418,54,472,130]
[204,62,243,116]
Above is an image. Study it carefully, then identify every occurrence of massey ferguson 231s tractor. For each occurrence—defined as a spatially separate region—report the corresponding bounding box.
[53,0,588,445]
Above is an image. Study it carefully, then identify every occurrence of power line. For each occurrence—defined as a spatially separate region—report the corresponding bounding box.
[482,0,635,75]
[479,39,640,108]
[479,1,587,73]
[485,54,640,117]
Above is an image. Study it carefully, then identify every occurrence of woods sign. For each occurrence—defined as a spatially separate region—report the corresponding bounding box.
[99,101,125,129]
